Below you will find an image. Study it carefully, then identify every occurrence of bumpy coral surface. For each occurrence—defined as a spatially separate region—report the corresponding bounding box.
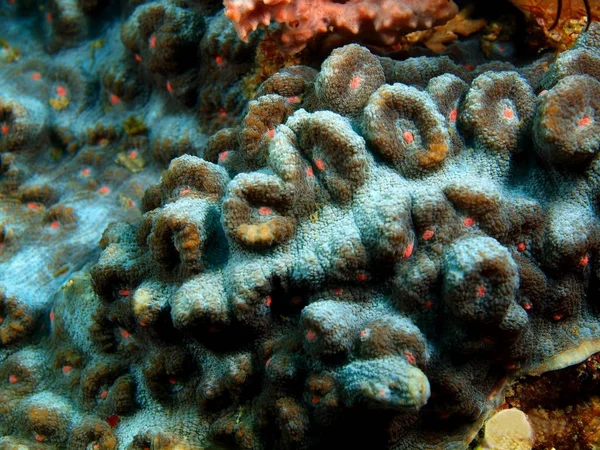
[2,0,600,448]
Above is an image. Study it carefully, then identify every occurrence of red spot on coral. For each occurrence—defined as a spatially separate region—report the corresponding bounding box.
[477,285,486,297]
[215,55,224,65]
[120,329,131,338]
[306,330,316,341]
[139,322,147,327]
[105,415,119,428]
[403,131,414,144]
[314,158,326,171]
[218,108,227,117]
[34,433,44,442]
[403,242,414,259]
[265,296,272,307]
[128,150,138,159]
[9,375,18,383]
[517,242,526,252]
[287,96,301,104]
[50,221,60,230]
[506,363,517,370]
[166,81,173,93]
[49,311,54,322]
[180,188,191,196]
[464,64,474,71]
[31,72,42,81]
[56,85,67,97]
[1,124,9,135]
[62,365,72,374]
[424,299,434,309]
[349,76,362,90]
[578,116,591,127]
[503,108,514,119]
[497,45,505,51]
[580,254,589,267]
[334,288,343,296]
[553,313,563,321]
[81,168,91,177]
[356,272,367,282]
[404,352,416,364]
[378,389,387,397]
[359,329,369,339]
[539,89,548,95]
[149,34,157,48]
[449,108,458,122]
[267,128,275,138]
[110,94,120,105]
[422,229,434,240]
[99,186,110,194]
[45,12,52,23]
[119,290,131,296]
[27,202,40,210]
[168,377,177,385]
[135,54,142,63]
[306,166,314,177]
[218,151,229,163]
[311,396,320,405]
[523,303,532,310]
[265,358,271,367]
[100,389,108,399]
[463,217,475,227]
[258,206,272,216]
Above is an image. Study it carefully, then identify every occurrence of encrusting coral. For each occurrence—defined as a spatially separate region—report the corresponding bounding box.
[2,0,600,449]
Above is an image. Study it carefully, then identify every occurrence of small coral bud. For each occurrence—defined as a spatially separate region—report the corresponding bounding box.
[218,108,227,117]
[579,254,589,267]
[50,221,60,229]
[267,128,275,138]
[539,89,548,95]
[34,433,44,442]
[506,363,517,370]
[265,358,271,367]
[306,166,314,177]
[110,94,120,105]
[45,12,52,23]
[359,329,370,339]
[349,76,362,90]
[135,54,142,63]
[49,311,54,321]
[464,64,474,71]
[463,217,475,227]
[166,81,173,93]
[403,242,414,259]
[180,188,191,196]
[168,377,177,385]
[503,108,514,119]
[306,330,317,341]
[218,151,229,162]
[404,352,416,364]
[356,272,367,282]
[578,116,591,127]
[56,86,67,97]
[81,168,91,177]
[99,186,110,194]
[477,285,486,297]
[403,131,414,144]
[517,242,526,252]
[258,206,272,216]
[120,329,131,338]
[449,108,458,122]
[149,34,157,48]
[553,314,563,321]
[265,296,272,307]
[314,158,326,171]
[27,202,40,210]
[1,124,8,135]
[215,55,224,65]
[422,229,434,240]
[334,288,343,296]
[99,389,108,400]
[62,365,72,374]
[119,289,131,296]
[287,96,301,104]
[523,303,532,311]
[31,72,41,81]
[311,396,320,405]
[9,374,18,383]
[128,150,138,159]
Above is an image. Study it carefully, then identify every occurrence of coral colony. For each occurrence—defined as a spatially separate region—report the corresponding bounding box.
[1,0,600,448]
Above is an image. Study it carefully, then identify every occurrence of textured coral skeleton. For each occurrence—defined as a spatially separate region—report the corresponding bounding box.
[1,0,600,449]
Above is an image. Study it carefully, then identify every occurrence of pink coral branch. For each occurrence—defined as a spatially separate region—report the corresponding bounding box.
[223,0,459,53]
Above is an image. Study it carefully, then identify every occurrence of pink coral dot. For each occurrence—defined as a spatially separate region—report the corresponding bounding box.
[81,168,91,177]
[404,352,416,364]
[503,108,514,119]
[215,55,224,65]
[9,375,18,383]
[403,131,414,144]
[287,96,301,104]
[449,108,458,123]
[99,389,108,400]
[356,273,367,282]
[27,202,40,210]
[517,242,526,252]
[578,116,591,127]
[314,158,326,171]
[166,81,173,93]
[119,289,131,296]
[62,365,72,374]
[218,151,229,163]
[56,86,67,97]
[311,396,320,405]
[477,285,486,297]
[50,221,60,230]
[349,76,362,90]
[422,229,434,240]
[403,243,414,259]
[265,296,272,307]
[31,72,42,81]
[110,94,120,105]
[306,167,314,177]
[135,54,142,63]
[463,217,475,227]
[120,329,131,338]
[180,188,191,196]
[1,124,8,135]
[149,34,157,48]
[168,377,177,385]
[579,254,589,267]
[306,330,316,341]
[99,186,110,194]
[267,128,275,138]
[258,206,272,216]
